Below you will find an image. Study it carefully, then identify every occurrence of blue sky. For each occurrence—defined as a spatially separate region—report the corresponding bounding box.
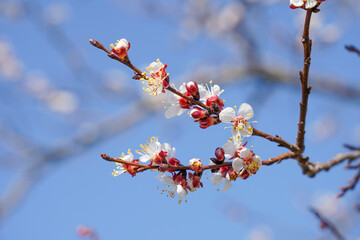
[1,0,360,239]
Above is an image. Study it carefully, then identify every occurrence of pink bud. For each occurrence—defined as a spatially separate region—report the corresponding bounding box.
[179,97,191,109]
[239,170,249,180]
[189,107,208,121]
[199,116,217,129]
[168,157,180,167]
[206,95,224,110]
[76,225,92,238]
[186,81,199,99]
[215,147,225,162]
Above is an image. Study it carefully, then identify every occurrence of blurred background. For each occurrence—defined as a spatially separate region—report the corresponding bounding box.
[0,0,360,239]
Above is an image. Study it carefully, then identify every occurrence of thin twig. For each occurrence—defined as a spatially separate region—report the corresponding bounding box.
[304,150,360,177]
[101,153,233,171]
[295,9,313,154]
[345,45,360,56]
[89,39,214,113]
[310,207,345,240]
[253,128,299,152]
[261,152,296,165]
[336,167,360,198]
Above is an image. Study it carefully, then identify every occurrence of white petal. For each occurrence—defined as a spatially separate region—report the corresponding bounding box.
[156,172,166,179]
[237,103,254,120]
[179,83,187,93]
[305,0,316,9]
[232,157,244,172]
[165,105,184,119]
[171,147,176,158]
[240,122,253,137]
[165,91,179,104]
[139,155,150,163]
[290,0,304,7]
[212,85,221,96]
[239,148,252,159]
[161,142,171,153]
[122,153,133,162]
[223,180,232,192]
[198,85,207,101]
[223,142,237,158]
[210,172,223,185]
[176,185,188,198]
[219,107,236,123]
[254,155,262,166]
[159,175,174,184]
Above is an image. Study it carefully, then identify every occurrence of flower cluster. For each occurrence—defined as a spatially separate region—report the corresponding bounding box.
[290,0,325,9]
[209,138,261,192]
[112,137,204,203]
[98,37,263,202]
[164,81,224,129]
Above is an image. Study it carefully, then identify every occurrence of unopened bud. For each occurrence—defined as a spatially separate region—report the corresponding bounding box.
[238,170,249,180]
[168,157,180,167]
[215,147,225,162]
[206,95,224,111]
[179,97,191,109]
[76,225,92,238]
[199,116,218,129]
[189,107,208,121]
[186,81,200,100]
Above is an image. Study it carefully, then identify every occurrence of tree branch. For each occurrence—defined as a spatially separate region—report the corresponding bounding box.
[295,9,313,154]
[310,207,345,240]
[253,128,299,152]
[261,152,296,166]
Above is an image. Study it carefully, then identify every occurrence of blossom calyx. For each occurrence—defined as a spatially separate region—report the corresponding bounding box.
[110,38,130,60]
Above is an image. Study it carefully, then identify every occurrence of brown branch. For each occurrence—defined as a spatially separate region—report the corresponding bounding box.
[345,45,360,56]
[166,86,213,113]
[253,128,299,152]
[90,39,214,113]
[304,150,360,177]
[295,9,313,154]
[261,152,296,166]
[100,153,234,172]
[336,167,360,198]
[310,207,345,240]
